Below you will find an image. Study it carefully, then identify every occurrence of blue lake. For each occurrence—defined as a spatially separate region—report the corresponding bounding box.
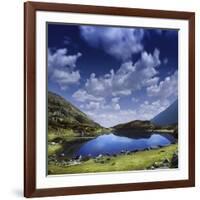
[73,132,176,158]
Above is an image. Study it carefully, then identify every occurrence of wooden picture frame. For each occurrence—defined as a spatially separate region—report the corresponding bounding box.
[24,1,195,197]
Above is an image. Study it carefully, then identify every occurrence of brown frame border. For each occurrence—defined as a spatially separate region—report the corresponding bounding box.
[24,1,195,198]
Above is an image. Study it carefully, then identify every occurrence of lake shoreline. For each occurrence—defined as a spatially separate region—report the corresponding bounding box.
[48,131,177,158]
[48,144,178,175]
[48,131,178,175]
[113,128,175,134]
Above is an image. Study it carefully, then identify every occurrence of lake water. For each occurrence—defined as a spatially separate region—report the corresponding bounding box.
[73,132,176,158]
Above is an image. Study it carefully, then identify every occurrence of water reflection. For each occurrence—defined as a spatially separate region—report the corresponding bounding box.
[72,132,176,157]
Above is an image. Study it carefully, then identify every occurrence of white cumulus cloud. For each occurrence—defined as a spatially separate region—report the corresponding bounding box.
[147,70,178,99]
[85,101,101,110]
[72,89,104,102]
[135,99,170,120]
[73,49,161,101]
[48,48,82,89]
[80,26,144,60]
[81,98,171,127]
[70,48,177,128]
[111,97,120,103]
[52,69,80,90]
[86,109,137,128]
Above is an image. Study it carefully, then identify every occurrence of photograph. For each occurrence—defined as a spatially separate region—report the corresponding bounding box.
[24,2,195,197]
[47,23,179,175]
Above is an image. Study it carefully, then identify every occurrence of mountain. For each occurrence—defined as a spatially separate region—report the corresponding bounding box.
[113,120,156,132]
[48,91,104,136]
[151,100,178,126]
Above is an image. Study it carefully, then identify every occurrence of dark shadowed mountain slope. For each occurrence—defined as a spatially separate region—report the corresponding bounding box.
[151,100,178,126]
[113,120,156,131]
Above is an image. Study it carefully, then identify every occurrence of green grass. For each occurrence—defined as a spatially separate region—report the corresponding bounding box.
[48,130,96,157]
[48,129,80,142]
[48,144,178,174]
[48,143,63,156]
[48,127,109,143]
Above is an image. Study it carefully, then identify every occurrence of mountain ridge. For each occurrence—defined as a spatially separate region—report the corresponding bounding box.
[48,91,106,136]
[113,120,155,130]
[48,91,178,137]
[151,99,178,126]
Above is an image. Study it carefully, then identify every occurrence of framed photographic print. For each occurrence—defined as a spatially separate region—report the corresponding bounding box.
[24,1,195,197]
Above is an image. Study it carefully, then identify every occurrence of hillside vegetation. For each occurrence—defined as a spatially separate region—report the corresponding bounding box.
[47,92,178,175]
[48,144,178,174]
[113,120,177,136]
[48,91,107,137]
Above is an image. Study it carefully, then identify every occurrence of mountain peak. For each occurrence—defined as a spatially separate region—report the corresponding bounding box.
[151,100,178,126]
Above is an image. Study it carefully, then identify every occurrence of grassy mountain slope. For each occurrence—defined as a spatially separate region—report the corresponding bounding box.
[112,119,177,137]
[113,120,156,131]
[113,100,178,134]
[48,91,106,137]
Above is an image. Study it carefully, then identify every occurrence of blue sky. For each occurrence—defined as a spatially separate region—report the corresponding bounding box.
[48,23,178,127]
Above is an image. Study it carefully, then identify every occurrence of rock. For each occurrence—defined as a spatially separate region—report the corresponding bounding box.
[171,153,178,168]
[121,150,126,154]
[60,153,65,157]
[74,155,81,160]
[77,155,82,161]
[150,166,155,170]
[163,158,170,164]
[51,142,56,145]
[151,146,159,150]
[67,159,81,166]
[96,154,103,159]
[81,156,90,162]
[153,162,159,168]
[112,154,117,157]
[70,161,81,166]
[125,151,131,155]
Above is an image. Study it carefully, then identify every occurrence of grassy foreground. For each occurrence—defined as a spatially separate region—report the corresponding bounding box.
[48,144,177,175]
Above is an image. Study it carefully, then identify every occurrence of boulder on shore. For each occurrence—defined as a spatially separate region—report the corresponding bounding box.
[170,152,178,168]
